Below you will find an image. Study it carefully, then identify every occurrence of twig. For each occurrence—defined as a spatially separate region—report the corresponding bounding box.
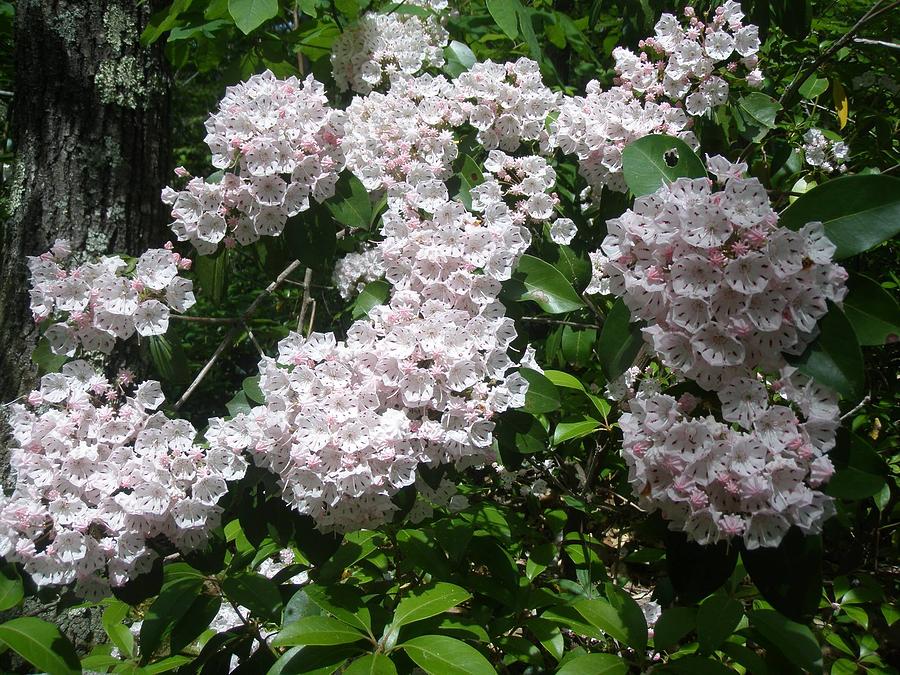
[780,0,900,106]
[841,394,871,421]
[521,316,598,329]
[243,323,265,357]
[853,37,900,49]
[173,259,302,411]
[297,268,314,333]
[170,315,239,324]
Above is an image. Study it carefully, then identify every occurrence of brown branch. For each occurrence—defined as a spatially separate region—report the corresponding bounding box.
[521,316,598,329]
[172,259,302,411]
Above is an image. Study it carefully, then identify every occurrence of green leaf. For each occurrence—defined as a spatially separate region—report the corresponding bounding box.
[0,565,23,611]
[222,572,283,623]
[390,583,471,629]
[344,653,398,675]
[509,254,586,314]
[596,298,643,381]
[575,586,647,652]
[226,390,252,416]
[748,609,822,672]
[736,93,782,140]
[302,585,370,634]
[621,134,706,197]
[102,602,134,659]
[272,616,368,647]
[399,635,496,675]
[561,326,597,367]
[555,653,627,675]
[486,0,519,40]
[140,577,203,660]
[553,417,600,445]
[780,174,900,259]
[786,301,864,401]
[653,607,696,651]
[194,247,227,304]
[444,40,476,77]
[327,174,373,229]
[334,0,360,19]
[32,338,68,373]
[147,334,189,386]
[826,434,887,500]
[799,74,829,99]
[352,280,391,320]
[140,0,192,45]
[242,375,265,404]
[525,618,564,661]
[665,530,738,604]
[228,0,278,34]
[842,273,900,345]
[519,368,561,414]
[0,617,81,675]
[696,592,743,653]
[657,655,736,675]
[170,594,221,654]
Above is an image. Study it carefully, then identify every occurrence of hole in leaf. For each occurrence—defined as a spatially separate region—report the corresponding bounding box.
[664,148,679,167]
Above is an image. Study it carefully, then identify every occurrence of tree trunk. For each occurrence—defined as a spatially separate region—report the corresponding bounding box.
[0,0,171,406]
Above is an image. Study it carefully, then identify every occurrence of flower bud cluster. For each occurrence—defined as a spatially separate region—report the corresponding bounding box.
[802,128,849,174]
[613,2,763,116]
[333,246,386,299]
[552,83,697,196]
[588,156,848,391]
[0,364,247,598]
[162,71,346,253]
[205,155,566,532]
[620,369,837,548]
[330,1,449,94]
[28,241,195,357]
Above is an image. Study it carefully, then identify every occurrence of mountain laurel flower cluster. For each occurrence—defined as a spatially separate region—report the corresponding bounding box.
[0,364,247,599]
[162,71,346,253]
[802,128,849,174]
[330,0,449,94]
[28,242,195,356]
[614,2,763,116]
[333,246,386,299]
[552,83,697,196]
[204,155,568,532]
[588,157,848,391]
[620,368,838,549]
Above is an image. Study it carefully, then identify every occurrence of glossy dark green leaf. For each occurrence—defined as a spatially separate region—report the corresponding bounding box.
[486,0,519,39]
[621,134,706,197]
[652,607,696,652]
[799,74,829,99]
[842,273,900,345]
[575,584,647,651]
[351,280,391,320]
[561,326,597,367]
[596,298,643,381]
[780,174,900,259]
[519,368,561,413]
[399,635,496,675]
[302,585,370,634]
[228,0,278,34]
[272,616,367,647]
[749,609,822,672]
[697,592,743,653]
[552,417,600,445]
[509,254,586,314]
[556,653,627,675]
[656,655,736,675]
[390,583,471,630]
[444,41,476,77]
[736,92,781,140]
[0,564,23,611]
[665,529,738,604]
[222,572,283,623]
[786,302,864,401]
[743,529,821,623]
[170,594,221,654]
[31,338,68,373]
[0,618,80,675]
[242,375,265,404]
[194,247,228,305]
[344,653,398,675]
[140,577,203,660]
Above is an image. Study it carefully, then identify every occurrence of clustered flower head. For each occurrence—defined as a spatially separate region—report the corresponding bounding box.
[588,155,848,391]
[330,0,450,94]
[802,128,849,174]
[342,73,463,192]
[333,246,386,299]
[162,71,346,253]
[620,368,838,549]
[205,154,567,532]
[451,57,560,152]
[552,83,697,196]
[614,1,762,117]
[0,363,247,599]
[28,241,195,357]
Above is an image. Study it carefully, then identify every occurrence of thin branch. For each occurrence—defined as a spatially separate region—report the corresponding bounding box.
[170,315,239,324]
[297,268,314,333]
[173,260,302,411]
[853,37,900,49]
[841,394,871,421]
[521,316,598,329]
[243,323,265,357]
[780,0,900,106]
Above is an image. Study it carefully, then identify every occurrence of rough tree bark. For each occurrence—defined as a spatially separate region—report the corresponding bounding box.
[0,0,171,659]
[0,0,171,405]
